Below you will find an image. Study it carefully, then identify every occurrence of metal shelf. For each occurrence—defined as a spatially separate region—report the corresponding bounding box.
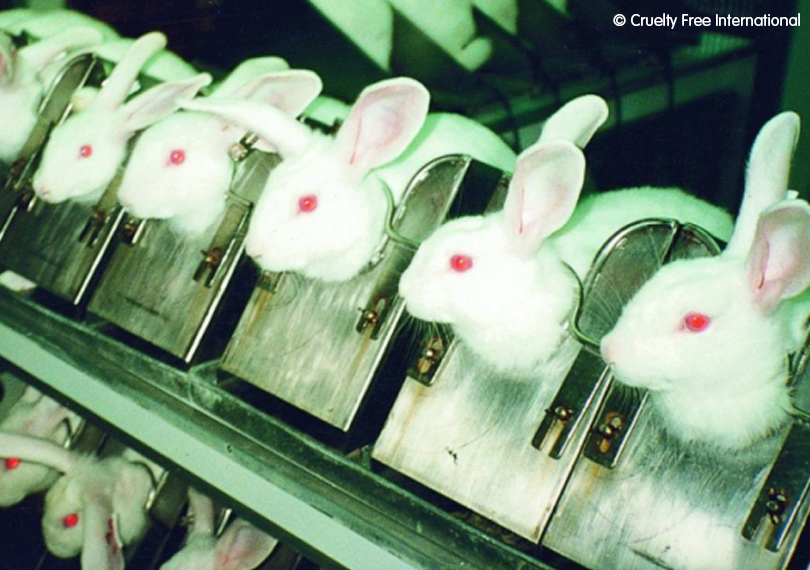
[0,286,556,570]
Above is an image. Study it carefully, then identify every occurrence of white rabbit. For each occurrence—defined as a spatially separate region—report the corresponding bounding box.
[386,0,494,70]
[32,32,211,205]
[0,385,82,506]
[0,432,157,568]
[181,77,516,282]
[0,26,104,163]
[307,0,394,70]
[117,62,324,237]
[600,112,809,451]
[398,95,735,375]
[160,488,277,570]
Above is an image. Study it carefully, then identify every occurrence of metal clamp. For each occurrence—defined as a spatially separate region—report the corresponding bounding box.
[742,419,810,552]
[406,328,453,386]
[532,351,610,458]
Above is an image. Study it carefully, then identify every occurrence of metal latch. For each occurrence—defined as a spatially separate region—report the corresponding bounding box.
[356,295,392,338]
[192,195,251,288]
[742,419,810,551]
[228,132,259,163]
[406,327,453,386]
[532,351,610,458]
[583,386,648,467]
[121,217,147,245]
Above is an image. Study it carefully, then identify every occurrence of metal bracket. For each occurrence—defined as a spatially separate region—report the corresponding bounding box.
[193,195,251,288]
[742,419,810,552]
[406,327,453,386]
[532,351,610,458]
[583,385,648,467]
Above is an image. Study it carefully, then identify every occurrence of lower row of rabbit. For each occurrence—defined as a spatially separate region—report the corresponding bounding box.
[0,371,316,570]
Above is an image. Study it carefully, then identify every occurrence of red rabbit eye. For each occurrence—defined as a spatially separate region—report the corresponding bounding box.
[4,458,20,470]
[298,195,318,213]
[62,513,79,528]
[169,149,185,165]
[450,254,473,273]
[79,144,92,158]
[683,312,711,333]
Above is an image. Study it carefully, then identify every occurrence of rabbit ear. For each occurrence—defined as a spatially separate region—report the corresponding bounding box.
[746,200,810,312]
[225,69,323,117]
[221,69,323,153]
[80,496,125,570]
[210,56,290,98]
[502,140,586,258]
[180,98,314,157]
[115,73,212,135]
[19,27,103,74]
[726,111,800,257]
[95,32,167,110]
[0,433,75,473]
[332,77,430,179]
[538,94,609,148]
[214,520,278,570]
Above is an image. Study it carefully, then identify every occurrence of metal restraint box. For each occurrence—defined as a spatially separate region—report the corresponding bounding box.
[219,156,505,432]
[86,140,277,364]
[372,219,727,543]
[542,226,810,570]
[0,53,134,306]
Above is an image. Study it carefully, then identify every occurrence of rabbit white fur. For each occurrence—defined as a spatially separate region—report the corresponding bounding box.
[0,26,104,163]
[308,0,394,70]
[0,385,81,506]
[181,77,516,282]
[160,488,277,570]
[600,112,809,451]
[117,62,325,237]
[399,95,734,375]
[32,32,211,205]
[386,0,494,70]
[0,432,156,568]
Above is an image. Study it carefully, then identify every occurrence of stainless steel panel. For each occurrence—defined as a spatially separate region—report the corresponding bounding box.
[0,53,119,305]
[543,223,810,570]
[87,151,278,363]
[221,156,504,431]
[0,181,124,305]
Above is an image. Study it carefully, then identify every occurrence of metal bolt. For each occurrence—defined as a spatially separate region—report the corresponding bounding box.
[553,406,573,422]
[766,489,788,525]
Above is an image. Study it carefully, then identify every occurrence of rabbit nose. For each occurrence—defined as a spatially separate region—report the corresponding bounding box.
[119,195,132,208]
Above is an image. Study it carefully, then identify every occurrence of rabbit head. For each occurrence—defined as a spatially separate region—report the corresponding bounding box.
[400,140,586,373]
[0,27,103,163]
[31,32,210,204]
[181,77,431,281]
[600,112,807,450]
[0,385,80,506]
[117,67,322,237]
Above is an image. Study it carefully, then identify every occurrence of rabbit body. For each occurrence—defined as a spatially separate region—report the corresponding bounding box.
[601,112,808,451]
